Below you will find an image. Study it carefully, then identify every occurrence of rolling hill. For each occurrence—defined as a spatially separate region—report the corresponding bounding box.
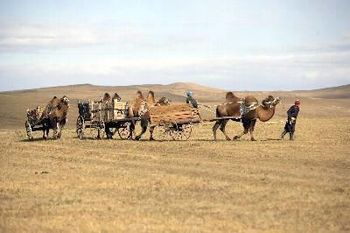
[0,82,349,129]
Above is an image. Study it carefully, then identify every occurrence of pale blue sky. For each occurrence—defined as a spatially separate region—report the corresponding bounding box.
[0,0,350,91]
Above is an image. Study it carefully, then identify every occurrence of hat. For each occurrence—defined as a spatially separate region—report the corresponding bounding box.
[295,99,300,105]
[186,91,192,97]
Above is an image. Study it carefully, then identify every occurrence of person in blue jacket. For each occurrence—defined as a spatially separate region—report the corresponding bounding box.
[185,91,198,108]
[281,99,300,140]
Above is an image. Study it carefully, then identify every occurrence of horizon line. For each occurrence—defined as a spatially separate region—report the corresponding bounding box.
[0,81,349,94]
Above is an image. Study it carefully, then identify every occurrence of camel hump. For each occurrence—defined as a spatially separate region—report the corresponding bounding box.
[147,90,155,97]
[226,92,240,102]
[103,93,111,102]
[146,90,156,105]
[244,96,258,106]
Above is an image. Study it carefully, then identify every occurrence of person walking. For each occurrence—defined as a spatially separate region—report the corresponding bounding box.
[281,99,300,140]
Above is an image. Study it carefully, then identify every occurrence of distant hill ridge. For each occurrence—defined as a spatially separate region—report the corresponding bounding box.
[0,82,349,128]
[2,82,349,98]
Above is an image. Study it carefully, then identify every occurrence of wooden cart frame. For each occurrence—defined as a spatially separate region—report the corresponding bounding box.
[148,104,202,141]
[76,100,139,140]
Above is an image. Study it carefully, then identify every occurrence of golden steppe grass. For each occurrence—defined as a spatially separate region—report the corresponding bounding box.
[1,115,349,232]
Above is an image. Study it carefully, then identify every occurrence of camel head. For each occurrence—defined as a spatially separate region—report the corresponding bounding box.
[113,92,121,101]
[156,96,171,106]
[60,96,70,105]
[261,95,280,108]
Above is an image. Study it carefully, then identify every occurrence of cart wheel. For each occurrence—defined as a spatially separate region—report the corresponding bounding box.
[76,116,85,139]
[25,121,33,140]
[109,128,118,136]
[118,122,132,140]
[171,123,192,141]
[153,124,172,141]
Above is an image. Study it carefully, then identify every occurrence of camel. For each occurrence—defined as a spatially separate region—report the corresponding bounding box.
[130,90,170,140]
[156,96,171,106]
[41,96,70,139]
[213,93,280,141]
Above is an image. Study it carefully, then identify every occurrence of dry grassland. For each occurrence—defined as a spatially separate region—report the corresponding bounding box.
[1,116,349,232]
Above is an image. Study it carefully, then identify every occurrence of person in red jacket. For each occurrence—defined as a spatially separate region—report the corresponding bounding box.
[281,99,300,140]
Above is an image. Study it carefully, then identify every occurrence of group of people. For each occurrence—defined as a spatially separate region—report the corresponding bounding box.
[185,91,300,140]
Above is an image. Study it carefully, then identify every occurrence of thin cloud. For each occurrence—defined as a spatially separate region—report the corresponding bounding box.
[0,22,146,51]
[1,49,349,91]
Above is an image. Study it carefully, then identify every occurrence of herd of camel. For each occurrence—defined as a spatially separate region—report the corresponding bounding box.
[28,90,280,141]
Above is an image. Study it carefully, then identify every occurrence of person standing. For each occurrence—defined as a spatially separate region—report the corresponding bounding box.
[281,99,300,140]
[185,91,198,108]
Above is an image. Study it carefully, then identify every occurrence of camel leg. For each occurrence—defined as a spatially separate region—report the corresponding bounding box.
[57,119,66,139]
[57,123,64,139]
[233,119,250,140]
[42,119,50,139]
[219,120,231,141]
[135,118,148,141]
[233,128,248,140]
[149,126,155,141]
[96,129,101,139]
[249,119,257,141]
[42,128,48,139]
[56,123,61,139]
[128,121,136,139]
[212,120,221,141]
[53,122,59,139]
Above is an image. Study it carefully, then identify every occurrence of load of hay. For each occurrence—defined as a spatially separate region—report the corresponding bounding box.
[149,104,201,126]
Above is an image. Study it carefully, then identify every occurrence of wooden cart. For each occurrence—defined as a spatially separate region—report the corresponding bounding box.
[149,104,201,140]
[25,106,49,140]
[76,100,138,140]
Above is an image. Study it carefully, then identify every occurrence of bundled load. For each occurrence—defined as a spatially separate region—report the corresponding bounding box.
[149,104,201,126]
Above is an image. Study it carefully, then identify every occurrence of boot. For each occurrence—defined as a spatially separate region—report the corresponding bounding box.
[289,133,294,140]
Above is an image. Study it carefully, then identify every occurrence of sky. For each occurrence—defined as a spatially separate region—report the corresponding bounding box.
[0,0,350,91]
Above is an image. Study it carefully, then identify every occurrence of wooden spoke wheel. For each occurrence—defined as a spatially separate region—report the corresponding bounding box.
[106,126,117,139]
[76,116,85,140]
[170,123,193,141]
[117,122,132,140]
[155,124,172,141]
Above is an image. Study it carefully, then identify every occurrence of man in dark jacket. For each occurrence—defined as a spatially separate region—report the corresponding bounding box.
[186,91,198,108]
[281,99,300,140]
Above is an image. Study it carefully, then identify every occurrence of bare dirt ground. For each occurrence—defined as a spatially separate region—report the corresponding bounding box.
[1,115,349,232]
